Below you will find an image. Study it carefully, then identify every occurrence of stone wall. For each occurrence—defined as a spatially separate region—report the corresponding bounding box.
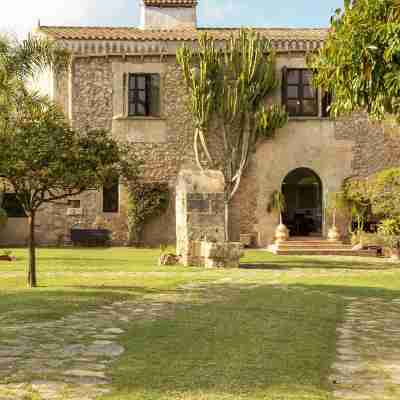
[335,113,400,177]
[0,55,197,247]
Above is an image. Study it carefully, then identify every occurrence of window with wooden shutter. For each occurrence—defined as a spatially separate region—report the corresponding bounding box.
[127,74,160,117]
[282,68,318,117]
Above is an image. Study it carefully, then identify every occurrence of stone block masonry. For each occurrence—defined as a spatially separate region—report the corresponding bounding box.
[176,169,243,268]
[3,42,400,248]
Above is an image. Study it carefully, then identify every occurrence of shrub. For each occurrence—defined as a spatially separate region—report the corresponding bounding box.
[377,218,400,250]
[127,183,169,246]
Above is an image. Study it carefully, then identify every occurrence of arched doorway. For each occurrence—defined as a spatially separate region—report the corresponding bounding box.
[282,168,323,237]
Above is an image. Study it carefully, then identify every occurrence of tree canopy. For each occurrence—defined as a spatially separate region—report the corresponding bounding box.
[311,0,400,121]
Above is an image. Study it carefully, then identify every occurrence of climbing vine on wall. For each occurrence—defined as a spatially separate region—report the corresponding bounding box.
[127,182,169,246]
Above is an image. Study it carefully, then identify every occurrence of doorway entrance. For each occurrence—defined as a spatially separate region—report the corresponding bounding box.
[282,168,323,237]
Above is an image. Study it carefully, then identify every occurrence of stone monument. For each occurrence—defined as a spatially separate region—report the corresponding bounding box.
[176,169,243,268]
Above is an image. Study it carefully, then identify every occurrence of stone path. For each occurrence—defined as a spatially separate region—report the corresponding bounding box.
[2,271,400,400]
[0,273,263,400]
[331,297,400,400]
[0,293,182,400]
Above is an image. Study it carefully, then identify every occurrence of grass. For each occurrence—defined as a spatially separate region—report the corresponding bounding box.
[1,248,400,399]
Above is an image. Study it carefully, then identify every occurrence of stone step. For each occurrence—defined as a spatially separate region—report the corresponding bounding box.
[272,248,378,257]
[268,239,379,257]
[280,242,351,248]
[287,238,343,243]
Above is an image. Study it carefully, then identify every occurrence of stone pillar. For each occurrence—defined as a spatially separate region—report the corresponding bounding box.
[176,169,228,266]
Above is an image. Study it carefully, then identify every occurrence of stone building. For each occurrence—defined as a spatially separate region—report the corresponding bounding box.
[1,0,400,247]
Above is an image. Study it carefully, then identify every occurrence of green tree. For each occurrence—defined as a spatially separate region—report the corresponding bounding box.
[0,35,140,287]
[0,95,138,288]
[367,168,400,217]
[311,0,400,121]
[177,30,287,240]
[344,168,400,250]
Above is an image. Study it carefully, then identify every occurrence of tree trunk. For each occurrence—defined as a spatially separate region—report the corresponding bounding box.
[27,211,37,288]
[224,200,229,242]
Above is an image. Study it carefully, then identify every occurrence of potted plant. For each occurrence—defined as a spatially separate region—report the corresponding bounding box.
[267,190,289,243]
[326,191,348,242]
[377,218,400,260]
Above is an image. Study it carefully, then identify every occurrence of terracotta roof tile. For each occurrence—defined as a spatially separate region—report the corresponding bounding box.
[143,0,197,7]
[38,26,328,42]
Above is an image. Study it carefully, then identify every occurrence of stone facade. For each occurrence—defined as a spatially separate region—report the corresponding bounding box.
[2,1,399,248]
[4,52,400,248]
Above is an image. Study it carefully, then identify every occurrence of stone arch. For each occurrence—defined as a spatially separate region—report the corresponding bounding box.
[281,167,323,237]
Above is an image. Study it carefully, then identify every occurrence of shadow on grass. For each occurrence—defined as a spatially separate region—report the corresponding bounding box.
[106,281,400,400]
[0,286,167,321]
[240,256,393,271]
[293,283,400,300]
[57,285,178,294]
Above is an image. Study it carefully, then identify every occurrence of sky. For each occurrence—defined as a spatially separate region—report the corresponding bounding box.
[0,0,344,38]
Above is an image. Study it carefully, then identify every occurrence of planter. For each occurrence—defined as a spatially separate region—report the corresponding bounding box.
[275,224,289,244]
[328,226,341,242]
[0,255,12,261]
[240,234,253,248]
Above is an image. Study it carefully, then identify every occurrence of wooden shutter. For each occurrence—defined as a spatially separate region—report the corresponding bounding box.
[122,72,127,117]
[281,66,288,108]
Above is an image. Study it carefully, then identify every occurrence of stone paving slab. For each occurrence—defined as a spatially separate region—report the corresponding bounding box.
[331,297,400,400]
[0,293,182,400]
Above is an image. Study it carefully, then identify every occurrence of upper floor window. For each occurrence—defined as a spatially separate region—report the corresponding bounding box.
[282,68,318,117]
[128,74,160,117]
[2,193,26,218]
[103,178,119,213]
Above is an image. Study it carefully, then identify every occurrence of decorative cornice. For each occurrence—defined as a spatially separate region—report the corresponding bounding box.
[61,38,324,57]
[39,27,327,56]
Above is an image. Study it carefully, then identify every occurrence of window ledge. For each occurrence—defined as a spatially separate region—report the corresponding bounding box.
[113,115,165,121]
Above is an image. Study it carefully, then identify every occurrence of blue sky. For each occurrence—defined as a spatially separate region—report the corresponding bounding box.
[1,0,344,38]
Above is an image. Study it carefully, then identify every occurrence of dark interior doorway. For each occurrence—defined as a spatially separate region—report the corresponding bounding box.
[282,168,323,237]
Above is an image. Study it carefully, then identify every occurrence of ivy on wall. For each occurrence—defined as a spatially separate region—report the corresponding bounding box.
[127,182,169,246]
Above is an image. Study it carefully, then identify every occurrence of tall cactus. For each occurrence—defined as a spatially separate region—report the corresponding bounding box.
[178,30,288,240]
[177,34,221,169]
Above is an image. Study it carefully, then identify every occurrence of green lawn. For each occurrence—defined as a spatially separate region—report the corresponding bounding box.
[1,248,399,399]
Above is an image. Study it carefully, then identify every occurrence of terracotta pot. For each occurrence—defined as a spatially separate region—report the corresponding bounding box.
[328,226,340,242]
[275,224,289,243]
